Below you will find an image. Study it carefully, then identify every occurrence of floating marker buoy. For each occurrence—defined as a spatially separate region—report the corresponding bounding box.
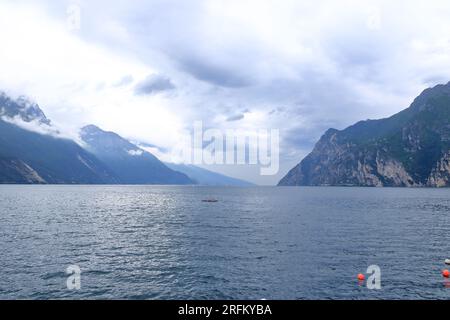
[443,270,450,278]
[357,273,365,281]
[445,259,450,265]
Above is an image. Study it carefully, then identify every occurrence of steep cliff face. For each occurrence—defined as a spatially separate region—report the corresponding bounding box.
[427,151,450,187]
[279,82,450,187]
[0,157,46,184]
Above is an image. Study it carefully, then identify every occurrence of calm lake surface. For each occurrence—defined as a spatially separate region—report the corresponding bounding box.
[0,186,449,299]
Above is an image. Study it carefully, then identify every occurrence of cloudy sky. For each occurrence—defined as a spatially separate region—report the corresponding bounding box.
[2,0,450,184]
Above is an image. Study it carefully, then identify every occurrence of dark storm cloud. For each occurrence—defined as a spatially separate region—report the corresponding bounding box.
[226,113,244,122]
[177,56,252,88]
[134,74,175,95]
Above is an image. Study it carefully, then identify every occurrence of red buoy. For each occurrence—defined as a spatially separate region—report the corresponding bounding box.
[357,273,365,281]
[443,270,450,278]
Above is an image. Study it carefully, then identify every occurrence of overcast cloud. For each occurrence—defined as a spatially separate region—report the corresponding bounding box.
[1,0,450,184]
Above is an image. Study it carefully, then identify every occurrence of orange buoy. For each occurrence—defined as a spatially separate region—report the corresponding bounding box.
[443,270,450,278]
[357,273,365,281]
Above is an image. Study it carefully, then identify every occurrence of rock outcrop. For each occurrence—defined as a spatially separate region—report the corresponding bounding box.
[279,82,450,187]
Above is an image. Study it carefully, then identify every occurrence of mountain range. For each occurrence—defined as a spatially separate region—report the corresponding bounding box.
[4,81,450,188]
[279,82,450,187]
[0,91,252,186]
[0,93,117,184]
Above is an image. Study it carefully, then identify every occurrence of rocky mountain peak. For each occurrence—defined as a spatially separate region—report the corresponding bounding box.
[80,124,103,135]
[409,82,450,113]
[0,92,50,125]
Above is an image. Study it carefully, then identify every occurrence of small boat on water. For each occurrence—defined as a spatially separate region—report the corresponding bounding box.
[445,259,450,265]
[202,199,218,203]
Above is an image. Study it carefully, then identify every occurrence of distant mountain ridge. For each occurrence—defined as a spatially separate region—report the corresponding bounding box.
[80,125,194,185]
[279,82,450,187]
[165,163,254,186]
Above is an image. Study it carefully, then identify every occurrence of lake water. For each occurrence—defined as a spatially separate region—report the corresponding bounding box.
[0,186,449,299]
